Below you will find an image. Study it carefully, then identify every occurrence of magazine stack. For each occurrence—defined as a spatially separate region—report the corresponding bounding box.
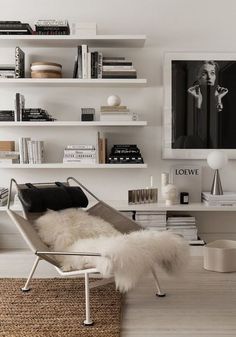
[167,215,198,242]
[135,211,167,231]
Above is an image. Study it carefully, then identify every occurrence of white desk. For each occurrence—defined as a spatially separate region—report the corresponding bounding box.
[1,201,236,212]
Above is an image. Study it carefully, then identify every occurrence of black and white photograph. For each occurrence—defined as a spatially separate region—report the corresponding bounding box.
[172,59,236,149]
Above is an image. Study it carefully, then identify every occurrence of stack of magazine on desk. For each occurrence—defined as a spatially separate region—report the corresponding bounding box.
[202,192,236,207]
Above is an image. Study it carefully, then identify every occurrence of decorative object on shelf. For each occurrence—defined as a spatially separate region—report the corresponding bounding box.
[31,62,62,78]
[70,22,97,36]
[81,108,95,121]
[162,184,177,206]
[180,192,189,204]
[128,176,158,205]
[170,165,202,202]
[163,52,236,159]
[207,150,228,195]
[128,188,158,204]
[108,144,143,164]
[107,95,121,106]
[0,21,33,35]
[15,47,25,78]
[161,172,169,199]
[35,20,70,35]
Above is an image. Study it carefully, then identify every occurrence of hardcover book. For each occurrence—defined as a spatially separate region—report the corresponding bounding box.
[170,165,202,202]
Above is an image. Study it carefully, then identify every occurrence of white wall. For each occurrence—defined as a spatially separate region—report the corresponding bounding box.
[1,0,236,247]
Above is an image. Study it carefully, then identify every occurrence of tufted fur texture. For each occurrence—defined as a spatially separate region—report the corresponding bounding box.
[34,208,189,292]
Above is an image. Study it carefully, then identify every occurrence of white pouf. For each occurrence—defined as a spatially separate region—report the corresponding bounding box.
[204,240,236,272]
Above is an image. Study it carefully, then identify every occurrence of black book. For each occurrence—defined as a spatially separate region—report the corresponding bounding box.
[103,61,133,66]
[102,74,137,79]
[15,93,21,121]
[15,47,25,78]
[77,46,82,79]
[72,55,78,78]
[94,51,99,78]
[91,52,96,78]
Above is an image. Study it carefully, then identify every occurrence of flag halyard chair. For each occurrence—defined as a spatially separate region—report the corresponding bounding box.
[7,177,166,326]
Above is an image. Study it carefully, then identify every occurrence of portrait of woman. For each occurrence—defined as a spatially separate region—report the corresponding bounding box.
[172,59,236,149]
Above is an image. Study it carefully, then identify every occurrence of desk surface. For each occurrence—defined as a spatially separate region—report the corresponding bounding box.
[1,201,236,212]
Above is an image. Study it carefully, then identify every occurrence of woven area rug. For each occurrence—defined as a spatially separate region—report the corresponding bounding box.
[0,278,122,337]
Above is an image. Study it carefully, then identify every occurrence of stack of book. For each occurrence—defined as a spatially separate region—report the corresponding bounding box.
[135,211,167,231]
[0,110,15,121]
[100,105,136,121]
[167,215,198,242]
[31,62,62,78]
[35,20,70,35]
[0,151,19,164]
[0,65,15,78]
[202,192,236,207]
[0,188,8,206]
[108,145,144,164]
[19,138,44,164]
[102,57,137,79]
[22,109,55,122]
[0,21,33,35]
[63,145,96,164]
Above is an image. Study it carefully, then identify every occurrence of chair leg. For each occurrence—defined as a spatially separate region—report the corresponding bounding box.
[151,268,166,297]
[21,256,40,292]
[83,272,94,326]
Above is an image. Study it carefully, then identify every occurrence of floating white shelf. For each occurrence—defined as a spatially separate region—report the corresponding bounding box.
[0,163,147,169]
[0,78,147,87]
[0,121,147,127]
[0,35,146,48]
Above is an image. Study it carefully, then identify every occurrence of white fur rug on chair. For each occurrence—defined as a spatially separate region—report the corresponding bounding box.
[34,208,189,292]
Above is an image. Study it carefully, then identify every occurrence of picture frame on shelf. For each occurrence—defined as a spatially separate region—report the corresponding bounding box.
[163,52,236,159]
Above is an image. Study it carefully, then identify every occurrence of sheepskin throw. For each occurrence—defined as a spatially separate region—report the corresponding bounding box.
[34,208,189,292]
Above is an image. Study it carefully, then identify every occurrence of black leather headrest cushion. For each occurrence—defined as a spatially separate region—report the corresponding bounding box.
[18,182,88,212]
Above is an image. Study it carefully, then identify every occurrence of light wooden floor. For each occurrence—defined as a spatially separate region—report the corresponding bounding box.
[1,250,236,337]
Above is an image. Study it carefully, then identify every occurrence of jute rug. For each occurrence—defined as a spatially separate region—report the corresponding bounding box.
[0,278,122,337]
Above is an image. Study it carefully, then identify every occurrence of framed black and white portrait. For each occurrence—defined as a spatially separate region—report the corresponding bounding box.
[163,53,236,159]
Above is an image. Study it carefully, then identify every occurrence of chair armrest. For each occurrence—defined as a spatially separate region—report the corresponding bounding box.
[36,251,101,257]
